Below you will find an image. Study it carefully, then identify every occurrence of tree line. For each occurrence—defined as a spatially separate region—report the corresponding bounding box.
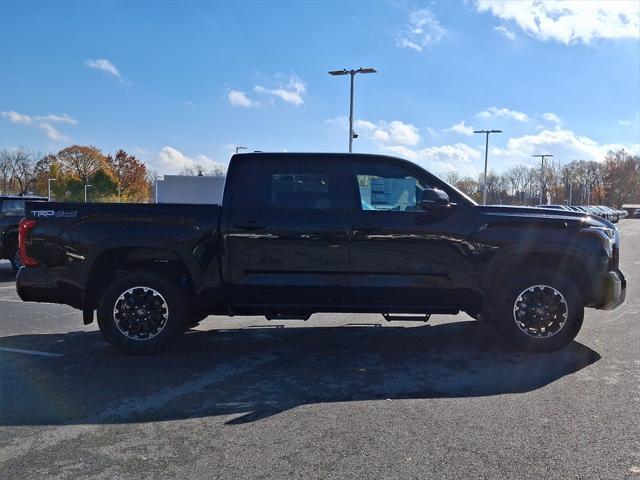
[442,149,639,208]
[0,146,152,202]
[1,145,638,207]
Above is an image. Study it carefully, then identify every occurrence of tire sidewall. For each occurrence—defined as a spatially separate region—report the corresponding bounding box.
[490,270,584,352]
[97,272,186,354]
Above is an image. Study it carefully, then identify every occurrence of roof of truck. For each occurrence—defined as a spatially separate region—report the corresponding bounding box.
[231,152,404,161]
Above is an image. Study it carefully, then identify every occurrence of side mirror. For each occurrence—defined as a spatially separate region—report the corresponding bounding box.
[419,189,450,210]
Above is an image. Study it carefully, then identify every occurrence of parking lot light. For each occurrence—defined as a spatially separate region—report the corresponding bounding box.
[473,129,502,205]
[533,154,553,205]
[329,67,377,153]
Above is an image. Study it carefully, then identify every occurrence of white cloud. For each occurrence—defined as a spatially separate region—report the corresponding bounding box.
[228,89,257,108]
[476,0,640,45]
[542,112,561,124]
[254,76,306,106]
[357,119,421,145]
[490,128,640,165]
[397,9,446,52]
[155,147,226,175]
[85,58,123,81]
[38,122,65,141]
[381,143,481,177]
[617,120,632,126]
[1,110,77,141]
[445,120,474,136]
[476,106,529,122]
[494,25,516,40]
[1,110,32,124]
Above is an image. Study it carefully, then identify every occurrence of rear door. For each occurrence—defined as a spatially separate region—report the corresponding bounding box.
[224,156,355,307]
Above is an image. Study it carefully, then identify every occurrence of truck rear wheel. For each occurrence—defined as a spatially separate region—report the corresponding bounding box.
[97,272,187,354]
[487,270,584,352]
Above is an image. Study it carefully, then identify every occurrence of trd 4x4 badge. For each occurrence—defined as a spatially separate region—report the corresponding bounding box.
[30,210,78,218]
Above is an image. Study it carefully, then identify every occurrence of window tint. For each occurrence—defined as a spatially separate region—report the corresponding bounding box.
[1,199,25,216]
[270,173,330,209]
[355,163,432,212]
[254,161,345,210]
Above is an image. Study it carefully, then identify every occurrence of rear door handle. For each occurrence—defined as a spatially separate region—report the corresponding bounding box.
[352,223,381,232]
[234,221,266,231]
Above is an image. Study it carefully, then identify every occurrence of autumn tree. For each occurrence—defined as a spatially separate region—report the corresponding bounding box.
[603,150,640,207]
[105,149,150,201]
[55,145,106,184]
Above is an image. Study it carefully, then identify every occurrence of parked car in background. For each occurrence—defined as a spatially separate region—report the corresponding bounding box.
[534,204,571,211]
[0,195,48,272]
[634,209,640,218]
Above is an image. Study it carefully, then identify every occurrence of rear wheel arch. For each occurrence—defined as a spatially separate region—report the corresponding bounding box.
[83,245,198,311]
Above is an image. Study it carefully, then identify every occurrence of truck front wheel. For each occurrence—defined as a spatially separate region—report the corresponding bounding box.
[487,270,584,352]
[97,272,187,354]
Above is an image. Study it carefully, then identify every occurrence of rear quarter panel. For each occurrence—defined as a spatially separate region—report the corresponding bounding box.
[25,202,221,296]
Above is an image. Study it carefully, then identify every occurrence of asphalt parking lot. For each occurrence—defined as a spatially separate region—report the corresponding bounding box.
[1,220,638,479]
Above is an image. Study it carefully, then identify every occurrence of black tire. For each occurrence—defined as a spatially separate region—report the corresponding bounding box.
[486,270,584,353]
[9,249,22,274]
[97,271,187,354]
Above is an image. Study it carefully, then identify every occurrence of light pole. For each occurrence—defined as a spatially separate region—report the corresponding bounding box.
[47,178,58,202]
[235,146,247,154]
[329,67,377,153]
[84,184,92,203]
[473,129,502,205]
[533,154,553,205]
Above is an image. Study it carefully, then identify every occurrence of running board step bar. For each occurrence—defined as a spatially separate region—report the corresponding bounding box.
[382,313,431,322]
[265,313,311,321]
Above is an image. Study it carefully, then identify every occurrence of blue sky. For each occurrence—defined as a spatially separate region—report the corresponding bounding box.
[1,0,639,177]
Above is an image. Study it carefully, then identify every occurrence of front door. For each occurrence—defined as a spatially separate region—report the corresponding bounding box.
[347,159,476,310]
[225,156,354,308]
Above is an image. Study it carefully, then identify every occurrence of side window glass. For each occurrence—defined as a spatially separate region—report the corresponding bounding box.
[0,200,25,216]
[253,161,348,211]
[355,163,432,212]
[270,173,331,210]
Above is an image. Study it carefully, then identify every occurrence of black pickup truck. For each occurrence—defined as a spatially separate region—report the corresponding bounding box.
[16,153,626,354]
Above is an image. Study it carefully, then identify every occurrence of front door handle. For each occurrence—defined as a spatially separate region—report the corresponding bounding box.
[352,223,381,232]
[234,221,266,231]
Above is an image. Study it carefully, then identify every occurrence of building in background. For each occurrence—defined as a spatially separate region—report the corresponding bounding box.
[155,175,225,205]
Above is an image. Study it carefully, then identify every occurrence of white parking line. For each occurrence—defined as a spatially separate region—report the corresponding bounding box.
[0,347,63,357]
[0,285,16,289]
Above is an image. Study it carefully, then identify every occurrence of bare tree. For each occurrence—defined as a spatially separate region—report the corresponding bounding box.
[178,164,226,176]
[0,148,48,195]
[0,149,17,194]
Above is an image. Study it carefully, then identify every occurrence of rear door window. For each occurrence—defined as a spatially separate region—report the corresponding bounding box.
[252,159,355,211]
